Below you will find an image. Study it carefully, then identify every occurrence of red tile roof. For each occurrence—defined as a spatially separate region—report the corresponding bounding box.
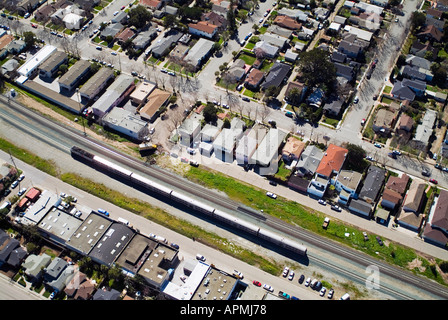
[316,144,348,177]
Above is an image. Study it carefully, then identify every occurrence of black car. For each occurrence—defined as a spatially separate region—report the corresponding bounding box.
[242,97,250,102]
[269,180,277,186]
[376,236,384,246]
[298,274,305,284]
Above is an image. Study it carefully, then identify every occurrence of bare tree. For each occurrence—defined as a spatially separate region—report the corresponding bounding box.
[259,103,270,122]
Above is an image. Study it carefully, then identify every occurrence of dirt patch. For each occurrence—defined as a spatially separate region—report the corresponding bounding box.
[408,257,426,273]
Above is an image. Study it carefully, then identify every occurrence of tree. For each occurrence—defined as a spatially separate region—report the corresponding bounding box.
[298,48,336,89]
[203,103,218,123]
[23,31,35,49]
[227,6,238,34]
[410,11,426,30]
[285,87,302,106]
[128,5,152,29]
[163,14,177,28]
[344,143,369,172]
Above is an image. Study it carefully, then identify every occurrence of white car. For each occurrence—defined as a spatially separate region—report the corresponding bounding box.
[259,18,263,23]
[282,266,289,277]
[113,11,119,16]
[319,287,327,296]
[60,192,67,198]
[11,181,19,189]
[304,277,311,287]
[263,284,274,292]
[18,188,27,196]
[288,271,295,281]
[318,199,326,206]
[111,51,117,55]
[266,192,277,199]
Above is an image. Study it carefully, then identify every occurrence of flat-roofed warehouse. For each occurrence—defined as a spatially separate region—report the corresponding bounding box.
[58,59,91,92]
[65,212,113,255]
[37,207,83,246]
[88,221,135,267]
[39,50,68,78]
[79,67,115,101]
[118,234,179,289]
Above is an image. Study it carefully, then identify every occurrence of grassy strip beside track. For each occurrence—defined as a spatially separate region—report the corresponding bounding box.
[184,166,448,286]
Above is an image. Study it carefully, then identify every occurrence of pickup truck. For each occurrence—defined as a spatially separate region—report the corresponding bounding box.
[322,217,330,229]
[278,291,290,299]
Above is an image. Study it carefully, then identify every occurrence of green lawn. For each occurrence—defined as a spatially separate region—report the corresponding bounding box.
[239,53,256,65]
[383,86,392,94]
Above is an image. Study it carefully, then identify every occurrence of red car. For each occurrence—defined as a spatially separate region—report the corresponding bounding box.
[252,280,261,287]
[31,23,37,28]
[430,179,438,184]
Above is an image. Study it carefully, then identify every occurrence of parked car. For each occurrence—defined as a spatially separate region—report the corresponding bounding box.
[376,236,384,246]
[298,274,305,284]
[430,179,438,184]
[304,277,311,286]
[374,143,382,148]
[18,174,25,181]
[242,97,250,102]
[318,199,326,206]
[263,284,274,292]
[363,232,369,241]
[319,287,327,296]
[269,180,277,186]
[196,254,206,261]
[266,192,277,199]
[353,96,359,103]
[282,266,289,277]
[328,288,334,299]
[97,208,109,216]
[11,181,18,189]
[331,205,341,212]
[253,280,261,287]
[288,271,295,281]
[18,188,27,196]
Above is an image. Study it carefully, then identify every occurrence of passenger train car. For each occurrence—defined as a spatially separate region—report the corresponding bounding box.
[70,146,307,256]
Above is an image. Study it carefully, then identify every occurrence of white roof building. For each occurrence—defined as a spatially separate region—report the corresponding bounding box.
[17,45,57,78]
[102,107,149,142]
[251,128,287,170]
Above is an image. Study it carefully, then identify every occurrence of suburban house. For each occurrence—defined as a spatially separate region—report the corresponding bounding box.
[282,136,306,163]
[334,169,362,205]
[129,81,157,106]
[391,80,416,101]
[295,145,324,178]
[22,253,52,282]
[413,109,437,148]
[307,144,348,198]
[260,32,288,50]
[138,88,171,122]
[397,113,415,132]
[115,28,136,45]
[337,39,362,59]
[381,188,403,210]
[398,179,427,231]
[417,25,444,42]
[184,38,214,71]
[0,229,27,268]
[372,107,396,135]
[227,59,249,82]
[273,14,302,30]
[349,198,373,218]
[358,165,386,204]
[150,31,183,58]
[64,271,96,300]
[323,96,344,118]
[381,171,409,211]
[400,65,433,82]
[284,81,307,105]
[132,28,158,50]
[188,21,218,39]
[254,41,279,59]
[423,189,448,247]
[201,11,228,31]
[51,4,86,30]
[100,23,124,40]
[244,68,265,89]
[261,62,291,90]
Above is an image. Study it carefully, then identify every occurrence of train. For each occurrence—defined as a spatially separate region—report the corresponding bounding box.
[70,146,308,256]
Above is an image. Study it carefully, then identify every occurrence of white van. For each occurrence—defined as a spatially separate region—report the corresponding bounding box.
[117,217,130,226]
[340,293,350,300]
[196,254,206,262]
